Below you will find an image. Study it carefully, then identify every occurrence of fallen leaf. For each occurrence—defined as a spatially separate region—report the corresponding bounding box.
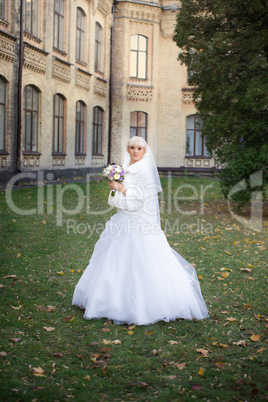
[233,340,247,347]
[128,331,134,335]
[84,375,91,381]
[32,367,46,377]
[11,305,22,310]
[221,272,230,278]
[11,338,22,343]
[0,351,7,357]
[46,306,56,312]
[219,343,228,348]
[0,284,5,288]
[128,325,136,331]
[256,347,266,353]
[198,367,204,376]
[102,339,112,345]
[99,347,111,353]
[196,348,209,356]
[90,342,99,346]
[3,275,17,279]
[63,315,74,322]
[53,352,63,358]
[225,250,232,255]
[112,339,121,345]
[152,349,158,356]
[198,275,203,280]
[192,384,201,391]
[57,271,65,275]
[101,328,110,333]
[175,362,187,370]
[226,317,237,322]
[166,375,176,380]
[43,327,55,332]
[168,340,178,345]
[243,303,253,309]
[250,334,260,342]
[215,362,225,369]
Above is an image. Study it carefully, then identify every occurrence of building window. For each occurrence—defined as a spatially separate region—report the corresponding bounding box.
[0,77,6,151]
[0,0,5,19]
[76,8,85,61]
[24,0,38,37]
[186,114,209,157]
[24,85,39,152]
[92,106,103,155]
[76,101,86,154]
[130,35,147,79]
[130,111,147,140]
[95,22,102,72]
[53,94,65,153]
[54,0,64,51]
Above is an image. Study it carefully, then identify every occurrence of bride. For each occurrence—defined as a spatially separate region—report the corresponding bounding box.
[72,136,209,325]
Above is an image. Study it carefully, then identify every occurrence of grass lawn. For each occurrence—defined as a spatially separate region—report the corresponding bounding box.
[0,175,267,401]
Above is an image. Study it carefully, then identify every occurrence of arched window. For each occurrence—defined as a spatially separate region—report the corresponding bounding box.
[0,77,6,151]
[95,22,102,72]
[130,35,147,79]
[24,0,38,37]
[92,106,103,155]
[75,101,86,154]
[0,0,5,19]
[76,8,85,61]
[130,111,147,140]
[186,114,209,157]
[53,94,65,153]
[24,85,39,152]
[54,0,64,51]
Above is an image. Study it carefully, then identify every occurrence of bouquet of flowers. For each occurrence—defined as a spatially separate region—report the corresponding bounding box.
[103,164,125,196]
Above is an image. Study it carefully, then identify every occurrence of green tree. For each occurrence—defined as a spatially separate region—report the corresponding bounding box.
[173,0,268,205]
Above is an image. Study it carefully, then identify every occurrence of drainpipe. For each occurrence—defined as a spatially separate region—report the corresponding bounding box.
[107,1,115,164]
[17,0,24,171]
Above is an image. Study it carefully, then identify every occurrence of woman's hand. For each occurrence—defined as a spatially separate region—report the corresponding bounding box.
[109,181,126,195]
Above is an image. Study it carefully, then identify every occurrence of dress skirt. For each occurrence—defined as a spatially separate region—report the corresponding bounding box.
[72,209,209,325]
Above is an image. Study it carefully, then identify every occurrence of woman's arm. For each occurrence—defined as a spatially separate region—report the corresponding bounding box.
[108,181,127,196]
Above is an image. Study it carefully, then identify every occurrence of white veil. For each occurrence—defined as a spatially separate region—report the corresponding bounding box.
[122,140,162,224]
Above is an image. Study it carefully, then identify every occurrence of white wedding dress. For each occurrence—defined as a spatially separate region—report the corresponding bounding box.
[72,156,209,325]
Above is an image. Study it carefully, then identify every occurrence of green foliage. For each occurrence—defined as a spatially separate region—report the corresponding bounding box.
[173,0,268,204]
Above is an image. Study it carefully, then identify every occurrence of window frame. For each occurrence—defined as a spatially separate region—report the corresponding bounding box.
[76,8,85,62]
[24,85,39,153]
[185,114,210,158]
[24,0,38,37]
[92,106,103,155]
[130,34,148,80]
[94,22,103,72]
[53,93,65,154]
[130,111,148,140]
[0,0,5,20]
[53,0,65,51]
[75,101,86,155]
[0,77,6,152]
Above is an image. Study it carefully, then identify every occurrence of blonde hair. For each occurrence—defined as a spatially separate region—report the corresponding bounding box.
[126,136,147,151]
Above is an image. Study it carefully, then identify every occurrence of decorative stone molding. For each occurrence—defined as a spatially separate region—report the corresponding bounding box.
[92,155,105,166]
[0,32,16,63]
[75,68,91,91]
[24,32,42,44]
[0,19,9,28]
[52,57,71,84]
[52,156,66,166]
[94,76,108,96]
[0,155,7,168]
[23,155,40,168]
[97,0,111,16]
[182,87,194,103]
[127,84,153,102]
[185,158,211,168]
[75,156,86,166]
[116,3,161,24]
[24,43,48,75]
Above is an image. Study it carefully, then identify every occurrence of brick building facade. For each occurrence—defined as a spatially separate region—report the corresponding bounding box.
[0,0,214,182]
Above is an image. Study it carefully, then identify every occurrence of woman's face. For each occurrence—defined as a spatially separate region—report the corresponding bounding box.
[128,145,145,164]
